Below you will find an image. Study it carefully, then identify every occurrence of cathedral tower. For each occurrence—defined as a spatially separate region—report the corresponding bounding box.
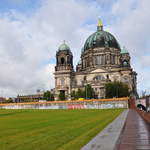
[54,41,73,100]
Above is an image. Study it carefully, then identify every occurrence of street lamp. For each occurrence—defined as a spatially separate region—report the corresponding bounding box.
[86,85,87,99]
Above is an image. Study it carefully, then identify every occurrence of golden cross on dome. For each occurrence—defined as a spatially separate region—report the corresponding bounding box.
[97,17,103,31]
[98,17,103,27]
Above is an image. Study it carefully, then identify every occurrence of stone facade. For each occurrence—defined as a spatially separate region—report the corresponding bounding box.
[54,20,137,100]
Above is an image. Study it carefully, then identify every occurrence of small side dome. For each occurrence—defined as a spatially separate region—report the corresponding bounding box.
[121,46,129,54]
[58,41,70,51]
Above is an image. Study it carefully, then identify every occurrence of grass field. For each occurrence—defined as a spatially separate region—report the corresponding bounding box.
[0,109,124,150]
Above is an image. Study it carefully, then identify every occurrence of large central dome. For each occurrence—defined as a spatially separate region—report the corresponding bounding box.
[83,19,120,51]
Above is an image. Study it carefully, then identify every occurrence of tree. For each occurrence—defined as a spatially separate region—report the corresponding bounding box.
[71,89,84,100]
[76,88,85,99]
[5,98,13,103]
[105,81,130,98]
[71,90,77,100]
[71,84,95,100]
[43,90,54,101]
[85,84,95,99]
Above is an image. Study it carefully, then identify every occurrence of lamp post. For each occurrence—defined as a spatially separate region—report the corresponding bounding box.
[86,85,87,99]
[85,83,88,99]
[116,85,118,98]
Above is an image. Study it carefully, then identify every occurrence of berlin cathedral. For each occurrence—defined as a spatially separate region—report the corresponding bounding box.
[54,19,137,100]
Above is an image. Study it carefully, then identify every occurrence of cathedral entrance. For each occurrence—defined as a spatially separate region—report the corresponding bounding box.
[59,90,65,100]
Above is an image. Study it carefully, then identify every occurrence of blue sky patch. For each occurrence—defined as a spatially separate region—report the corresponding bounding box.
[0,0,41,14]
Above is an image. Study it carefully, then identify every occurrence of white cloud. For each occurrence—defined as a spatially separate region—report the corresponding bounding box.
[0,0,99,97]
[140,56,150,67]
[0,0,149,97]
[108,0,150,95]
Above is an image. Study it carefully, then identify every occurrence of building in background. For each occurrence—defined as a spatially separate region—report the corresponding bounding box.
[0,97,6,103]
[17,94,43,102]
[54,19,137,100]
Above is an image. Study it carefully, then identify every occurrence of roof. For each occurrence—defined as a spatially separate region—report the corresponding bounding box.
[83,18,120,51]
[58,41,70,51]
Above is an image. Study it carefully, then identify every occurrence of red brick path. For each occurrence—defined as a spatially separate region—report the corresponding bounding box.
[114,109,150,150]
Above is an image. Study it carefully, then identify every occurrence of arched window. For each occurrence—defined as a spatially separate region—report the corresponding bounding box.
[96,55,103,65]
[123,60,128,66]
[60,78,65,85]
[111,55,115,64]
[106,74,109,79]
[60,57,65,64]
[95,56,98,65]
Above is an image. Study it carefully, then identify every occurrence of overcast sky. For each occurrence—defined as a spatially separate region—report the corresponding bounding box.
[0,0,150,97]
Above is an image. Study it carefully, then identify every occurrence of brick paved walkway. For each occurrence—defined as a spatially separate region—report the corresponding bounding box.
[114,109,150,150]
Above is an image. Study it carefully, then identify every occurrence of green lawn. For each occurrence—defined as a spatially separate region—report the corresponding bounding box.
[0,109,124,150]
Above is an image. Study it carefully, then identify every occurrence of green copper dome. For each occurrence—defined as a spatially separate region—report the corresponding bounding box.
[83,19,120,51]
[121,46,129,54]
[58,41,70,51]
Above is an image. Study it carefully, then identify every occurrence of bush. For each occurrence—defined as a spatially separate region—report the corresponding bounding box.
[71,84,95,100]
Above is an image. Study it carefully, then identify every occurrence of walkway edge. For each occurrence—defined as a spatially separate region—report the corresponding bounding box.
[81,109,129,150]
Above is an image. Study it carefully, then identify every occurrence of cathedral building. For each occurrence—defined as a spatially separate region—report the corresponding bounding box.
[54,19,137,100]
